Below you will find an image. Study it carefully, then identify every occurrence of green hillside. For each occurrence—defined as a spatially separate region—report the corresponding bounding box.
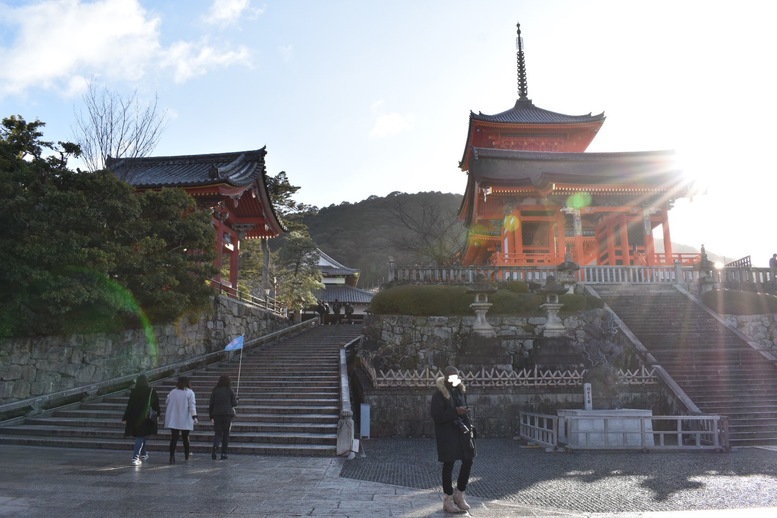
[303,191,465,288]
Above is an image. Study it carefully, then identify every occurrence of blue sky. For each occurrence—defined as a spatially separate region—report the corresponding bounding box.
[1,0,775,265]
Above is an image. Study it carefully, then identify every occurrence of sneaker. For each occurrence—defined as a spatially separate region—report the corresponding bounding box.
[131,457,142,466]
[140,453,149,461]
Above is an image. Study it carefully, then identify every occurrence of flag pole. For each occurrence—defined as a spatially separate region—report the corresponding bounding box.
[236,336,244,399]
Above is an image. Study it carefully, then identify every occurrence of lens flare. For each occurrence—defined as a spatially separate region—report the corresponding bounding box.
[567,192,592,210]
[73,268,158,363]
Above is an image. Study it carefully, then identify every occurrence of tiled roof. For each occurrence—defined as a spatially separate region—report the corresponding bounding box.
[469,148,684,188]
[472,99,605,124]
[317,249,359,276]
[315,285,375,304]
[106,148,267,188]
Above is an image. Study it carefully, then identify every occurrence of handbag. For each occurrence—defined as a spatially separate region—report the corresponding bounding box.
[145,389,158,421]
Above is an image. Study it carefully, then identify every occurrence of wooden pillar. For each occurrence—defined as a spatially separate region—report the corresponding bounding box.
[514,210,524,256]
[661,209,673,265]
[606,218,616,266]
[555,209,566,262]
[644,209,655,266]
[619,214,630,266]
[229,231,239,294]
[213,218,224,284]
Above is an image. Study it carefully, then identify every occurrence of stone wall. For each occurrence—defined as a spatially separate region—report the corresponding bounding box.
[0,296,288,404]
[354,373,664,438]
[360,312,624,372]
[354,312,665,438]
[721,314,777,353]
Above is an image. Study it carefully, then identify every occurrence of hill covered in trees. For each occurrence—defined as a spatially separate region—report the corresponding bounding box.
[303,191,465,289]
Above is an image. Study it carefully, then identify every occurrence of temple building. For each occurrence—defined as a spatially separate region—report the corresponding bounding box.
[311,249,374,322]
[107,148,285,292]
[458,24,695,267]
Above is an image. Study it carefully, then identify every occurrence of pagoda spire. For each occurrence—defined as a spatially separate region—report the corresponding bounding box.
[516,22,530,102]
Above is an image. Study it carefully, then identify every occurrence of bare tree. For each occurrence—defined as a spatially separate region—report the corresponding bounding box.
[387,193,465,267]
[73,81,167,175]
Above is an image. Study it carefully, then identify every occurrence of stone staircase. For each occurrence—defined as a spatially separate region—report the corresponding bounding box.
[597,285,777,447]
[0,325,361,456]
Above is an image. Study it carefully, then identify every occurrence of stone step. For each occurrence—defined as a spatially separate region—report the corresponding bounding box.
[604,289,777,446]
[0,325,360,456]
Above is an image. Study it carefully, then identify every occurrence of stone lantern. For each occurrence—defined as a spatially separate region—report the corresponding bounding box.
[557,254,580,294]
[466,282,498,338]
[539,275,568,337]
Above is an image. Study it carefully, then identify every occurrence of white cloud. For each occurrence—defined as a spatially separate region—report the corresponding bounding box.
[203,0,264,26]
[0,0,252,98]
[161,40,250,83]
[370,112,413,138]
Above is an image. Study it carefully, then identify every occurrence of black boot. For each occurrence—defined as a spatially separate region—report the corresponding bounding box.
[211,446,217,460]
[169,454,175,464]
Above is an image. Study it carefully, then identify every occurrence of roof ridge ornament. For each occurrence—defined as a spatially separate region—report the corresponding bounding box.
[516,22,530,102]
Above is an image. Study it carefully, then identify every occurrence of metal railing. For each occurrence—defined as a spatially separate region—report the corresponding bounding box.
[519,411,729,451]
[209,279,286,317]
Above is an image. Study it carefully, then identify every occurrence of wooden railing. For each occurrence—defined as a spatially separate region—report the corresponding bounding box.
[209,279,286,317]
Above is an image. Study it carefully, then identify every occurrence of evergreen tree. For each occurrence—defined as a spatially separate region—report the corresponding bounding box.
[0,116,214,337]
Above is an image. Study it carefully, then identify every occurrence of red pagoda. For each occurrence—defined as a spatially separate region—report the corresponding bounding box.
[458,24,694,267]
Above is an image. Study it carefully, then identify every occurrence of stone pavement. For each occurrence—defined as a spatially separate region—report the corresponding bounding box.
[1,439,777,517]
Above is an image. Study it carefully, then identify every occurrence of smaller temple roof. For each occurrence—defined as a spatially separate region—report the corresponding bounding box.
[107,148,268,188]
[315,285,374,305]
[318,249,359,276]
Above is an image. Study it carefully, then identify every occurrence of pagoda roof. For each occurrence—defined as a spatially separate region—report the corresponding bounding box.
[459,148,693,226]
[469,148,682,187]
[107,148,268,189]
[471,98,605,125]
[317,249,359,276]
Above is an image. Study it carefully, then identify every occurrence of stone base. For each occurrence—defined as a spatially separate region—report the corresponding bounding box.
[558,409,655,448]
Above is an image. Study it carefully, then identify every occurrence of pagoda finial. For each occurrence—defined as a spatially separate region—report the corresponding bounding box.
[516,22,529,101]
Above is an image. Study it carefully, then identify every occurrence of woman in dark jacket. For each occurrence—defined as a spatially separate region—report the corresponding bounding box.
[122,374,160,466]
[431,366,475,513]
[208,375,238,460]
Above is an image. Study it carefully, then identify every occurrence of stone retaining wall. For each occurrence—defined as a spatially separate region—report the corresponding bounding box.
[0,296,288,404]
[354,372,664,438]
[722,314,777,353]
[354,313,665,438]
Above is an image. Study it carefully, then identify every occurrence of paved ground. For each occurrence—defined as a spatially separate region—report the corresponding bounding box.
[1,440,777,517]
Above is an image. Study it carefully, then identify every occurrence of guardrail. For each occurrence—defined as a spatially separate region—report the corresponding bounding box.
[209,279,286,317]
[519,411,729,451]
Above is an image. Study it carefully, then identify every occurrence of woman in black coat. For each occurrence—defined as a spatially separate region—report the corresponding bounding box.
[208,375,238,460]
[122,374,160,466]
[431,366,475,513]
